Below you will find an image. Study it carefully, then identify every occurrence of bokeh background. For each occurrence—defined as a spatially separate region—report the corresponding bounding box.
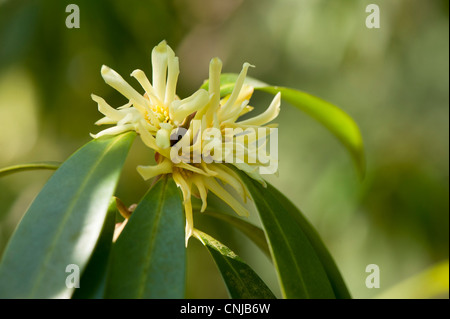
[0,0,448,298]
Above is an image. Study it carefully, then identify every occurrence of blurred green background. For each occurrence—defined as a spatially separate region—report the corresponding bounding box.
[0,0,448,298]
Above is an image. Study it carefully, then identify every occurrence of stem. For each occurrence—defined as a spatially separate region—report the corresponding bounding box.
[0,161,61,178]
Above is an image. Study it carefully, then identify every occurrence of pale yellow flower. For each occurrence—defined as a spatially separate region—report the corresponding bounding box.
[92,41,280,245]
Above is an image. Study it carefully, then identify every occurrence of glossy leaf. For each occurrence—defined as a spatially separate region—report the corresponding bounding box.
[199,210,271,260]
[264,180,352,299]
[201,74,365,177]
[0,132,136,298]
[194,229,275,299]
[258,86,365,177]
[237,171,339,299]
[104,177,185,299]
[72,197,117,299]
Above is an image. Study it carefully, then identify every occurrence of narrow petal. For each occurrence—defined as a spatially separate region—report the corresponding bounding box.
[117,112,133,126]
[172,170,192,203]
[194,93,216,123]
[101,65,149,113]
[203,177,249,217]
[136,158,173,180]
[238,105,254,117]
[117,102,133,109]
[118,107,145,126]
[152,40,168,102]
[172,170,194,245]
[221,99,249,125]
[235,85,254,107]
[208,164,248,202]
[170,89,209,125]
[91,94,124,121]
[175,162,210,176]
[202,137,223,163]
[130,69,163,106]
[212,111,220,130]
[164,45,180,105]
[219,85,253,124]
[90,124,134,139]
[205,58,222,124]
[200,161,219,176]
[192,175,208,212]
[237,92,281,126]
[184,198,193,247]
[95,117,116,125]
[137,120,158,149]
[219,62,253,120]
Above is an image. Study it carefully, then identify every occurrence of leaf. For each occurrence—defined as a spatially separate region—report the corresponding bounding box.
[237,171,344,299]
[194,229,276,299]
[262,179,352,299]
[201,74,366,177]
[257,86,365,177]
[72,197,117,299]
[0,161,60,177]
[0,132,136,298]
[104,176,185,299]
[199,209,271,260]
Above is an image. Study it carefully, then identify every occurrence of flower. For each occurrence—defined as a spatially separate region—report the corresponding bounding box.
[92,40,280,245]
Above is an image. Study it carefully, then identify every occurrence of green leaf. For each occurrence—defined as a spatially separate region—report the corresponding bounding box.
[0,161,60,177]
[72,197,117,299]
[104,176,185,299]
[201,74,365,177]
[237,171,344,299]
[199,209,271,260]
[262,180,352,299]
[257,86,365,178]
[0,132,136,298]
[194,229,276,299]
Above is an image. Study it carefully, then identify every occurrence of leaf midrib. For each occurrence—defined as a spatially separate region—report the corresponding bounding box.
[136,178,168,299]
[252,184,309,299]
[212,245,251,298]
[29,135,125,297]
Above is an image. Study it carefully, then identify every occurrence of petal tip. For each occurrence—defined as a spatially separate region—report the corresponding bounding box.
[101,65,111,74]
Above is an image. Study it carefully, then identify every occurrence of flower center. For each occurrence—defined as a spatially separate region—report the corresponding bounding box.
[143,93,172,126]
